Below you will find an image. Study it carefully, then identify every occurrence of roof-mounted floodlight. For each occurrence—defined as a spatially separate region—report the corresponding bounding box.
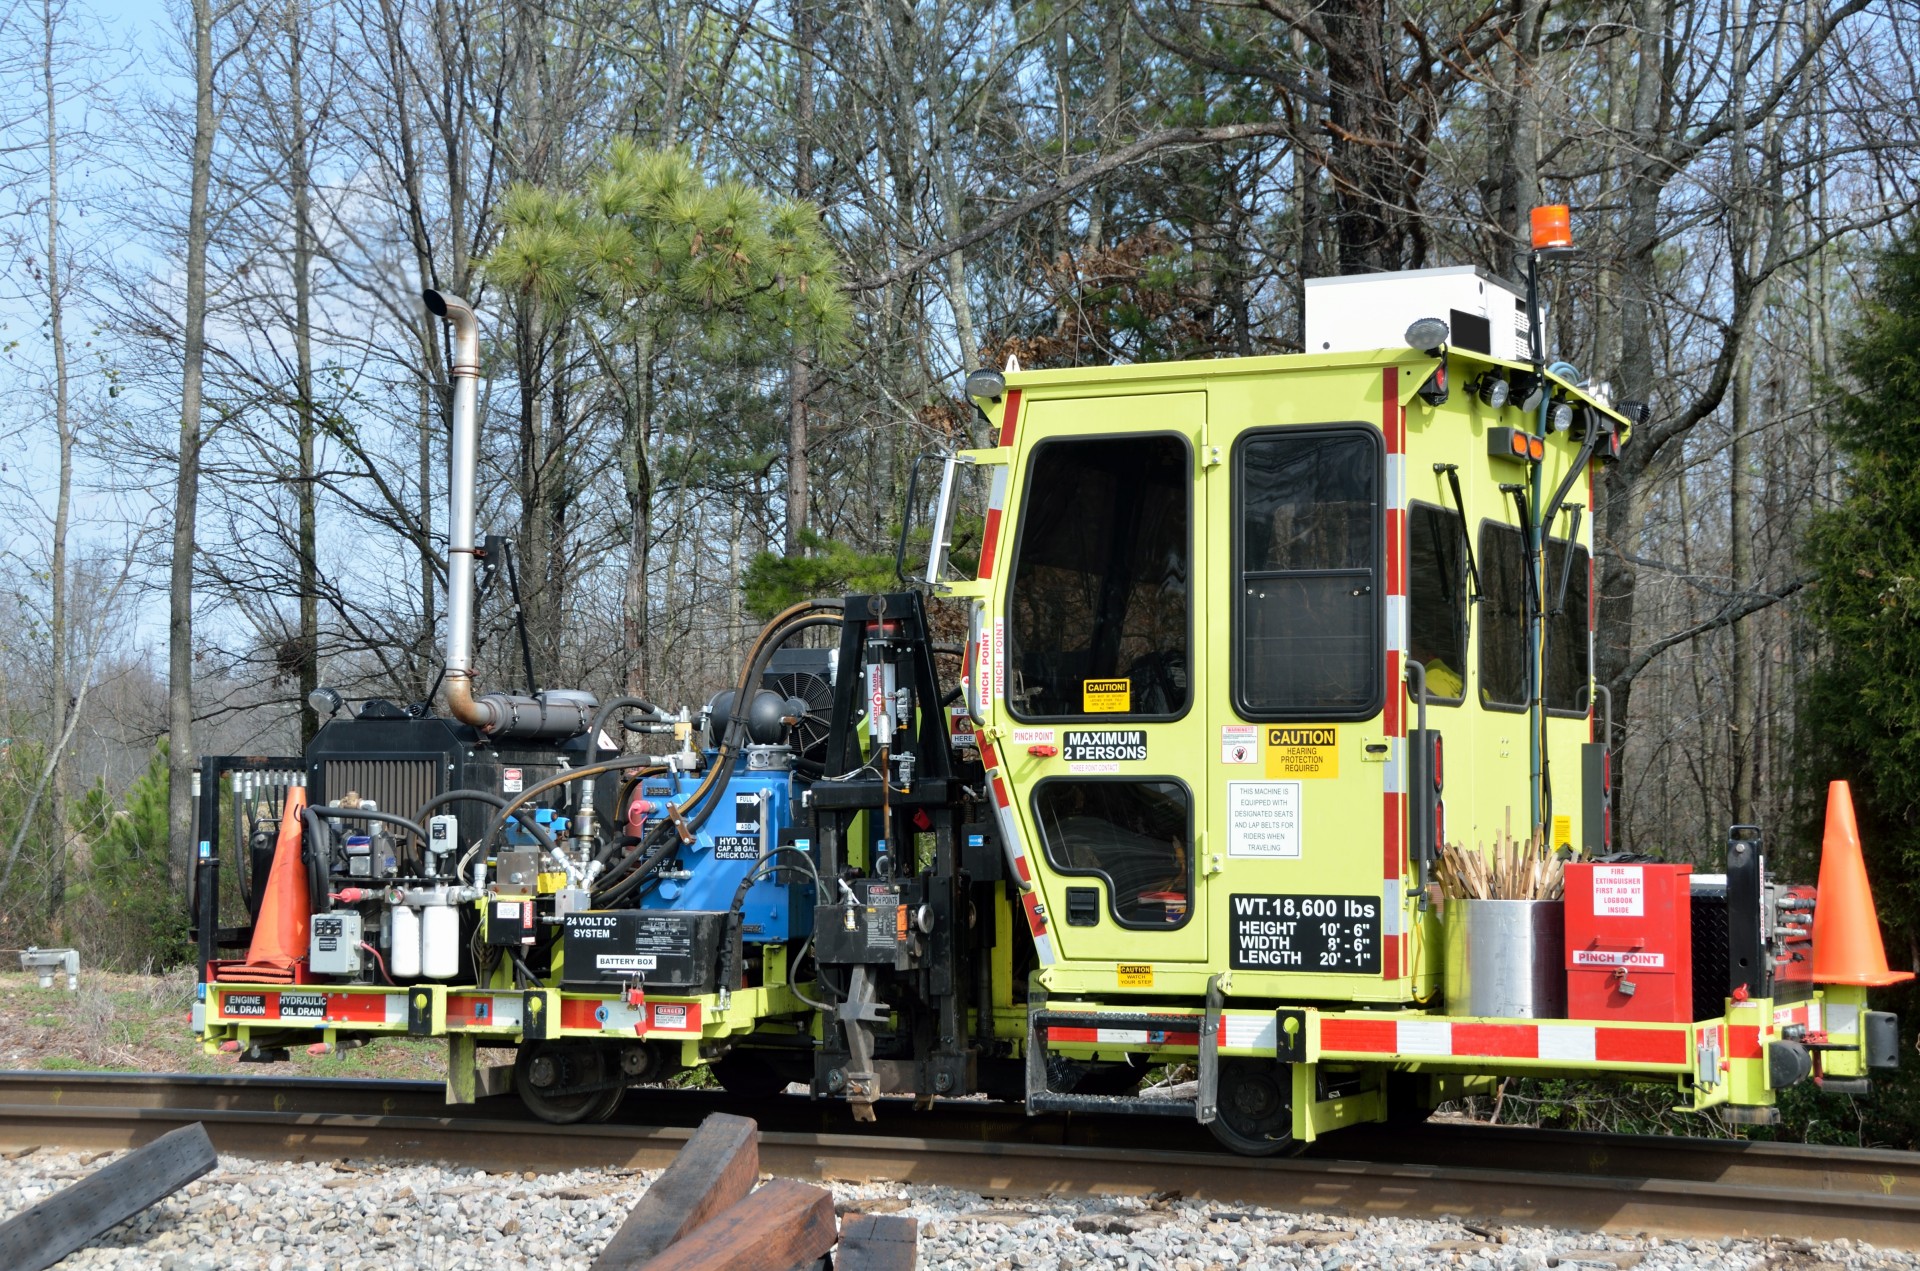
[965,369,1006,401]
[1405,317,1450,357]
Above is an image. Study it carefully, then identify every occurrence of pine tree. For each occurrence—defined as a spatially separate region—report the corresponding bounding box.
[1803,225,1920,940]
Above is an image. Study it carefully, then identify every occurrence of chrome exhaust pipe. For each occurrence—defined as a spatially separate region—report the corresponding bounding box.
[424,290,593,741]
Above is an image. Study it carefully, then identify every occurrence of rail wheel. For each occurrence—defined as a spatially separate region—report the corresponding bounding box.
[1209,1059,1299,1156]
[712,1052,795,1098]
[516,1042,618,1125]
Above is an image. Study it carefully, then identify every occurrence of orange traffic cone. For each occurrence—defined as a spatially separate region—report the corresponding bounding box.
[223,787,313,984]
[1811,780,1914,986]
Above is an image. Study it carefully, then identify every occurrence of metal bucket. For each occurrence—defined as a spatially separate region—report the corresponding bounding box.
[1443,899,1566,1018]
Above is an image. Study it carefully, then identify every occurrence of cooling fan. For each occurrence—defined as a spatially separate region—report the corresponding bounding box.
[763,647,836,762]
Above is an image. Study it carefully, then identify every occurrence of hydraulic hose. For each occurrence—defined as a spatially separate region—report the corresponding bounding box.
[662,602,844,842]
[573,696,663,861]
[302,805,431,893]
[459,754,662,878]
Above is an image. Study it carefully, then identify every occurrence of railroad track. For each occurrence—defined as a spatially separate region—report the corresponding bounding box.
[0,1072,1914,1246]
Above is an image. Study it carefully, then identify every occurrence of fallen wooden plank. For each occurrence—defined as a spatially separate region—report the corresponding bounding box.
[635,1177,837,1271]
[834,1212,919,1271]
[592,1112,759,1269]
[0,1122,218,1271]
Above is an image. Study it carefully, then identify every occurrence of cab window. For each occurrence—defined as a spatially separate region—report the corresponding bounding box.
[1478,521,1528,711]
[1032,779,1192,927]
[1544,537,1592,714]
[1233,427,1382,719]
[1005,434,1190,719]
[1408,501,1468,704]
[1478,523,1590,713]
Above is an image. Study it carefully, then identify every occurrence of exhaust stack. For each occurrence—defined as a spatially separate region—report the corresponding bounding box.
[424,290,593,741]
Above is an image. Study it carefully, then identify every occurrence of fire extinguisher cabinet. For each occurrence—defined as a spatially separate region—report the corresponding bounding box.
[1563,862,1694,1023]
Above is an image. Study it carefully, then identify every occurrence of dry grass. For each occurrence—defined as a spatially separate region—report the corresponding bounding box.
[0,969,445,1078]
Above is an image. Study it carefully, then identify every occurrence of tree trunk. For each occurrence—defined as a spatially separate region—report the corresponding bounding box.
[622,331,655,695]
[43,0,73,923]
[786,0,815,555]
[1594,0,1670,829]
[170,0,218,900]
[1321,0,1402,273]
[289,0,321,747]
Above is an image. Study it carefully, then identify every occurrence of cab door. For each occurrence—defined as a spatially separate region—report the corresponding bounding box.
[995,391,1209,963]
[1206,421,1394,996]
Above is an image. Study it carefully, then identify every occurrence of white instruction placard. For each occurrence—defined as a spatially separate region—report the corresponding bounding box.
[1227,781,1302,858]
[1591,865,1645,916]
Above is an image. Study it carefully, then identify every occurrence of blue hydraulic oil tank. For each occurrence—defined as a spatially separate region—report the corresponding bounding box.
[637,762,813,942]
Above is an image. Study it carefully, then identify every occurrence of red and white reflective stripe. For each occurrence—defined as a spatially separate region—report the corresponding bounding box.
[1320,1017,1690,1067]
[979,739,1054,965]
[1382,368,1408,978]
[1048,1026,1199,1047]
[976,390,1020,582]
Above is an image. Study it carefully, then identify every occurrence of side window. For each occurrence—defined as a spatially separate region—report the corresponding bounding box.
[1544,538,1592,713]
[1478,521,1527,711]
[1005,434,1190,719]
[1408,502,1468,704]
[1032,779,1192,927]
[1234,428,1382,719]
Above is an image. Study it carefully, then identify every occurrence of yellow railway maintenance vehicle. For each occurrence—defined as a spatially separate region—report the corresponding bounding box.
[191,226,1906,1154]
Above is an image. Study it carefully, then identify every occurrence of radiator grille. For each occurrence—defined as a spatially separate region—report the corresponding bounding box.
[321,759,439,827]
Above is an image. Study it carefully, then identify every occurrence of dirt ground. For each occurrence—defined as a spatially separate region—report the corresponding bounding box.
[0,968,446,1079]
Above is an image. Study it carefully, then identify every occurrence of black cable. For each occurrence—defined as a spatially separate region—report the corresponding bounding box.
[412,789,559,857]
[497,537,540,697]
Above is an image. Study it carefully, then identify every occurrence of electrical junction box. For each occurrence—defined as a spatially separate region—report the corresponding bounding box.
[1564,862,1693,1022]
[1304,265,1535,360]
[486,897,537,947]
[310,911,363,975]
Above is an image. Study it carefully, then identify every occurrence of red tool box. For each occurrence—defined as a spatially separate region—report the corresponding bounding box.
[1564,862,1694,1022]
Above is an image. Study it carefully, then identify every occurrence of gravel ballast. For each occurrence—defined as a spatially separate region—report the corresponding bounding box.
[3,1147,1913,1270]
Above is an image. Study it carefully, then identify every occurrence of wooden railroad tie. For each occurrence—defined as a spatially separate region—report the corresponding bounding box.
[0,1122,219,1271]
[593,1111,918,1271]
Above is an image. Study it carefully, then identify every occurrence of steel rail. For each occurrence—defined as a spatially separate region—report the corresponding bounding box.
[0,1073,1913,1246]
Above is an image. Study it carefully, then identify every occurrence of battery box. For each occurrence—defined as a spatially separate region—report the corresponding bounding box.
[311,911,363,975]
[560,909,735,993]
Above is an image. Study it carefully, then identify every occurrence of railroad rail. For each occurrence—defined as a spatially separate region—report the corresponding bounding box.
[0,1072,1914,1247]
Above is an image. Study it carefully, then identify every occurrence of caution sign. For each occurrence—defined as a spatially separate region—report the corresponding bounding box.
[1117,964,1154,987]
[1264,727,1338,779]
[1082,678,1131,713]
[1552,814,1572,850]
[1229,893,1379,973]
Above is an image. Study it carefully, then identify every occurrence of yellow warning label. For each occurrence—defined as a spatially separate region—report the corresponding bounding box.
[1264,727,1338,779]
[1552,814,1572,850]
[1083,679,1131,713]
[1117,964,1154,987]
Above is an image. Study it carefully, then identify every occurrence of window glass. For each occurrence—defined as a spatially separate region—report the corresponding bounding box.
[1005,435,1189,718]
[1235,430,1380,716]
[1478,522,1528,710]
[1408,502,1468,702]
[1544,538,1592,712]
[1032,780,1191,927]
